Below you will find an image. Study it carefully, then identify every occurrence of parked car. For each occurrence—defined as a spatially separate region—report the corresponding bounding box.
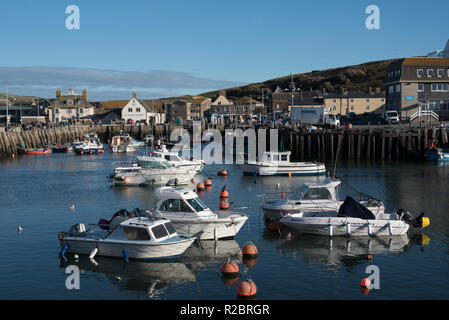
[380,111,399,124]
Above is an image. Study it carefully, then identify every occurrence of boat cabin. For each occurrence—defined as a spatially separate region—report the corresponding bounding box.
[136,157,173,169]
[260,151,291,163]
[294,180,341,201]
[108,218,179,243]
[154,187,212,217]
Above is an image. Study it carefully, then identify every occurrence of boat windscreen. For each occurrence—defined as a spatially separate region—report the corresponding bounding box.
[338,196,375,220]
[186,198,205,212]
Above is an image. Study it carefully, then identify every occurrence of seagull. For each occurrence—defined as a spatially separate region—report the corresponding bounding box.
[18,225,23,232]
[69,204,75,211]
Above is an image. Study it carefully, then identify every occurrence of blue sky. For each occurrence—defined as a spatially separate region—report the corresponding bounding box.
[0,0,448,100]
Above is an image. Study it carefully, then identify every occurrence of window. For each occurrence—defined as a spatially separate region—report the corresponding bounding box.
[417,69,423,78]
[55,109,60,114]
[350,99,354,102]
[441,100,449,111]
[438,69,444,77]
[418,83,424,92]
[164,222,176,235]
[281,154,288,161]
[381,98,385,102]
[159,199,180,212]
[180,200,193,212]
[333,106,336,110]
[366,105,370,110]
[129,108,133,112]
[429,100,440,111]
[388,86,394,94]
[151,224,169,239]
[136,108,141,112]
[395,84,401,93]
[333,99,336,103]
[431,83,449,91]
[351,105,354,110]
[427,69,434,77]
[79,108,84,114]
[301,188,332,200]
[123,226,152,241]
[186,198,205,212]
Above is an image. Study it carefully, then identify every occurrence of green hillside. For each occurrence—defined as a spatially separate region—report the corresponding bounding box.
[202,59,398,100]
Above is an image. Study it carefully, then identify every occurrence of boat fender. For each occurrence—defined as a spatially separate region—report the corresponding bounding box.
[388,223,393,235]
[122,250,129,262]
[89,248,98,259]
[329,224,333,238]
[367,223,372,236]
[346,223,351,237]
[60,244,68,257]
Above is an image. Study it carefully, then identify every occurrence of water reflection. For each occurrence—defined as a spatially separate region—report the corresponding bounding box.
[274,233,431,266]
[58,240,241,298]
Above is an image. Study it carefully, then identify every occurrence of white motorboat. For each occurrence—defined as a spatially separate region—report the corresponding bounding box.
[58,216,196,260]
[148,187,248,240]
[261,179,385,221]
[111,157,197,186]
[150,145,205,173]
[73,132,104,155]
[239,151,326,176]
[280,196,430,237]
[109,133,136,153]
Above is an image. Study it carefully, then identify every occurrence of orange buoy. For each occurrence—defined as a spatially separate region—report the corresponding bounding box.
[204,179,212,187]
[222,275,239,288]
[218,169,228,176]
[221,262,239,278]
[80,151,84,155]
[367,254,373,261]
[360,278,371,288]
[268,221,281,232]
[281,192,286,198]
[242,256,258,269]
[220,190,229,198]
[242,242,258,258]
[237,280,257,298]
[219,199,229,210]
[196,183,205,191]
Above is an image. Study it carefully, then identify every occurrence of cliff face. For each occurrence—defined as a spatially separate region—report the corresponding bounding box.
[202,59,398,100]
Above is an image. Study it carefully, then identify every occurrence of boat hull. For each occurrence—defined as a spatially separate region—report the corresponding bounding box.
[59,237,195,259]
[240,163,326,176]
[169,215,248,240]
[280,216,409,236]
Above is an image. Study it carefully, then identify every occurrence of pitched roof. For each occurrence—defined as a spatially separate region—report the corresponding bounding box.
[401,57,449,66]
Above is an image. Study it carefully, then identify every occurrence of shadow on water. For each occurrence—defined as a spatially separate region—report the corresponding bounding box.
[58,240,242,298]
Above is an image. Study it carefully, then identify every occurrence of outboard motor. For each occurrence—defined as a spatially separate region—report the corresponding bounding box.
[397,209,430,229]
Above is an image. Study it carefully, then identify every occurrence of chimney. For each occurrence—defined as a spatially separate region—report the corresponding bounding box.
[376,87,381,93]
[56,90,61,98]
[132,92,137,99]
[83,89,87,101]
[369,86,372,95]
[219,90,226,98]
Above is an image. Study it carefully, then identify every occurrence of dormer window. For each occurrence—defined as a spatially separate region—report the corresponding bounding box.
[417,69,423,78]
[427,69,434,77]
[438,69,444,77]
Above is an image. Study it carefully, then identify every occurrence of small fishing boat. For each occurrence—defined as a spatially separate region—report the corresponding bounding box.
[148,187,248,240]
[58,215,196,260]
[111,157,197,186]
[260,179,385,221]
[17,147,52,155]
[239,151,326,176]
[426,147,449,162]
[51,143,72,153]
[150,145,205,173]
[280,196,430,237]
[74,133,104,155]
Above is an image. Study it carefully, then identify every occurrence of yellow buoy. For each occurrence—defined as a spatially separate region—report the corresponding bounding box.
[288,172,292,178]
[421,217,430,228]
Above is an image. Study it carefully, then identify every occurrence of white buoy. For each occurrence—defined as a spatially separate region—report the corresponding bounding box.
[388,223,393,235]
[329,224,333,238]
[89,258,98,266]
[214,228,218,242]
[17,225,23,232]
[276,182,280,188]
[346,223,351,237]
[74,254,79,259]
[89,248,98,259]
[69,204,75,211]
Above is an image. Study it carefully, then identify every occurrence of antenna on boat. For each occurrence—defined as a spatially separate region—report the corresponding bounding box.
[332,135,341,180]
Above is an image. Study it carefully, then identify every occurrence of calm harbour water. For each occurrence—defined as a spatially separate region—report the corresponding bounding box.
[0,150,448,300]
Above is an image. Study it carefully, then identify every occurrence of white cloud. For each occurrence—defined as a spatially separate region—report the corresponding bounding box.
[0,66,243,100]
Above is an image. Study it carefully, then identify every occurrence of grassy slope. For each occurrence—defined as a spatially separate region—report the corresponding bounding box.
[201,59,398,100]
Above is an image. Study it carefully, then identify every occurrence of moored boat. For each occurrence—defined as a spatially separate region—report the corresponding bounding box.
[148,187,248,240]
[58,215,196,260]
[260,179,385,221]
[17,147,52,155]
[426,147,449,162]
[239,151,326,176]
[280,196,429,237]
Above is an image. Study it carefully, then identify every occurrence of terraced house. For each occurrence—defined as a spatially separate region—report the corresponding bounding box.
[384,57,449,121]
